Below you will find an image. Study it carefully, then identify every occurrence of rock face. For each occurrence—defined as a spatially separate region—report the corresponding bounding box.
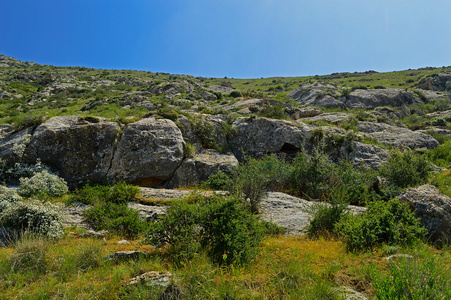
[397,185,451,243]
[230,117,312,160]
[23,116,120,187]
[346,88,417,109]
[419,73,451,91]
[341,141,390,169]
[166,150,238,188]
[0,128,32,164]
[286,82,342,109]
[107,118,185,185]
[357,121,439,149]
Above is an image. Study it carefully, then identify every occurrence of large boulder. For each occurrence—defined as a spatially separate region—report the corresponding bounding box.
[286,82,343,108]
[345,88,418,109]
[23,116,120,187]
[419,73,451,91]
[357,121,439,149]
[166,150,238,188]
[397,185,451,243]
[107,118,185,186]
[230,117,313,160]
[341,141,390,169]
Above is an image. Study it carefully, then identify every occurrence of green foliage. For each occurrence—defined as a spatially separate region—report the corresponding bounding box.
[258,104,288,120]
[202,170,233,190]
[84,202,147,239]
[72,240,104,271]
[336,199,426,252]
[379,149,432,188]
[147,195,264,266]
[229,90,243,98]
[0,185,23,213]
[109,182,140,204]
[307,203,348,238]
[0,199,64,238]
[66,183,112,206]
[427,140,451,167]
[156,107,179,121]
[372,256,451,299]
[184,142,196,158]
[191,117,218,150]
[18,170,68,198]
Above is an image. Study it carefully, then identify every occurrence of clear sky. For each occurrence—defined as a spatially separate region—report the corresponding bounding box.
[1,0,450,78]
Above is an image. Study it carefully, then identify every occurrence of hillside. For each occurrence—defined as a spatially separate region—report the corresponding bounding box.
[1,55,451,299]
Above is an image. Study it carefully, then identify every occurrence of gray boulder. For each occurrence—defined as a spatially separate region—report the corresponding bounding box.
[290,106,324,119]
[108,118,184,185]
[419,73,451,91]
[230,117,313,160]
[286,82,343,108]
[341,141,390,169]
[23,116,120,187]
[357,121,439,149]
[166,150,238,188]
[397,185,451,243]
[345,88,417,109]
[300,112,354,125]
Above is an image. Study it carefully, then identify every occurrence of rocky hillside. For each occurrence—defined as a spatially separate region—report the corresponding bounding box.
[1,55,450,188]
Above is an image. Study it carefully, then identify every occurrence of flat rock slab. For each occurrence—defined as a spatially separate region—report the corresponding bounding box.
[139,187,227,201]
[125,271,173,287]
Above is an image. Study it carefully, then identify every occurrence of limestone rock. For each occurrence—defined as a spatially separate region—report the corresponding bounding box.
[300,112,354,125]
[62,202,91,229]
[0,128,32,165]
[126,271,173,288]
[79,230,108,239]
[290,106,324,119]
[138,187,227,201]
[260,192,366,234]
[397,185,451,243]
[105,251,149,261]
[107,118,185,186]
[357,121,439,149]
[23,116,120,187]
[341,141,390,169]
[346,88,417,109]
[419,73,451,91]
[128,202,166,221]
[167,150,238,188]
[230,117,313,160]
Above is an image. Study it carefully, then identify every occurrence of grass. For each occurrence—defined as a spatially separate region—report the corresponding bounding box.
[0,232,449,299]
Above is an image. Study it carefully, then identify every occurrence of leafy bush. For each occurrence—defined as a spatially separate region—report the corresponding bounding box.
[307,203,348,238]
[84,202,146,239]
[229,90,243,98]
[0,200,64,239]
[202,170,233,190]
[0,159,51,184]
[379,150,432,188]
[428,140,451,167]
[147,195,264,266]
[66,184,112,206]
[18,170,68,198]
[372,257,451,299]
[109,181,140,204]
[336,199,426,252]
[0,185,22,213]
[258,104,288,120]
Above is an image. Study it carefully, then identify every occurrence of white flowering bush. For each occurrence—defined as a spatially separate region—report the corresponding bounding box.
[19,170,68,198]
[0,185,23,213]
[0,159,51,183]
[0,200,64,239]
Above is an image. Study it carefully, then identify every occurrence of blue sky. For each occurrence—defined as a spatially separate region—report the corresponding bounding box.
[1,0,450,78]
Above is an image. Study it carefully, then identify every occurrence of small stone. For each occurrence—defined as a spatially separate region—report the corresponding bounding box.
[117,239,129,244]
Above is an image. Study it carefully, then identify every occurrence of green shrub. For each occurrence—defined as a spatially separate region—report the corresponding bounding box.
[336,199,426,252]
[109,181,139,204]
[0,200,64,238]
[372,257,451,299]
[0,185,22,213]
[229,90,243,98]
[379,150,432,188]
[307,203,348,238]
[184,142,196,158]
[84,202,146,239]
[427,140,451,167]
[18,170,68,198]
[67,184,112,205]
[147,195,264,266]
[202,170,233,190]
[258,104,288,120]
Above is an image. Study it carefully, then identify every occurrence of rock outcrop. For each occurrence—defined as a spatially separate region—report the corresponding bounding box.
[357,121,439,149]
[230,117,312,160]
[397,185,451,243]
[166,150,238,188]
[345,88,417,109]
[341,141,390,169]
[107,118,185,185]
[23,116,120,187]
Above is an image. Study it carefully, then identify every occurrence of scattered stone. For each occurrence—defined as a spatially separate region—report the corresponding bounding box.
[105,251,149,261]
[383,254,414,261]
[125,271,173,287]
[79,230,108,239]
[62,202,91,229]
[128,202,166,221]
[397,185,451,243]
[117,240,130,245]
[333,286,369,300]
[290,106,324,119]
